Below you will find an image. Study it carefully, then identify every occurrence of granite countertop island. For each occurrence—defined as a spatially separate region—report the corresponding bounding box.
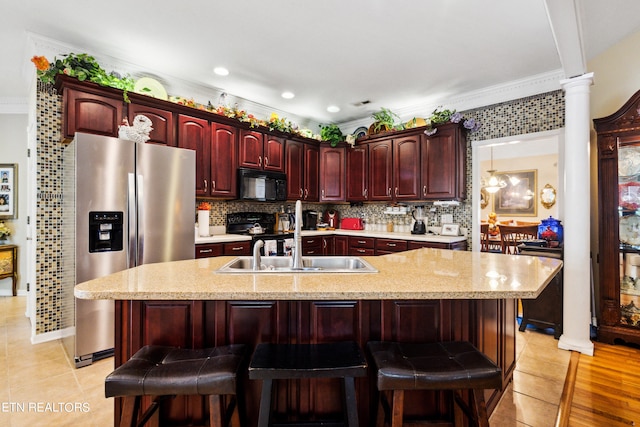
[74,247,561,301]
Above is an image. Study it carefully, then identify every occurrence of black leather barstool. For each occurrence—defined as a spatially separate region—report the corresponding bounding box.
[248,341,367,427]
[105,344,246,427]
[367,341,502,427]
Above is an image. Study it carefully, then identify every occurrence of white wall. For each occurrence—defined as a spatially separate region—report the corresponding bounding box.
[0,113,28,295]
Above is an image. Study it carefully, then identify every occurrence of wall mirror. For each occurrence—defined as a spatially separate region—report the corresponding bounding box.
[540,183,556,209]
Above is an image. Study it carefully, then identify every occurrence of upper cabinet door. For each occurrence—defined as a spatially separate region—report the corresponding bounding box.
[285,140,304,200]
[238,130,264,170]
[263,136,285,172]
[369,140,394,201]
[304,144,320,202]
[320,145,346,202]
[393,135,421,200]
[210,123,238,198]
[177,114,210,197]
[128,103,175,146]
[64,88,123,139]
[421,123,464,200]
[346,144,369,202]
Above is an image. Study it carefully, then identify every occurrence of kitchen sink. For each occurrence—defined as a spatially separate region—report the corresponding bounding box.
[215,256,378,273]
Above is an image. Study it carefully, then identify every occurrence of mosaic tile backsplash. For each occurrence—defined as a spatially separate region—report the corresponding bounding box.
[35,86,564,336]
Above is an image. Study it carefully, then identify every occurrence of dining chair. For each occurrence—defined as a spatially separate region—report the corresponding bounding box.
[499,224,539,254]
[480,223,501,253]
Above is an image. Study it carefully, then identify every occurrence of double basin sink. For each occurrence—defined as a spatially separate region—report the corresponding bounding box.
[215,256,378,274]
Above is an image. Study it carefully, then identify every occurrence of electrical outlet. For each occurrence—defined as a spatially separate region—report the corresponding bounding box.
[441,214,453,224]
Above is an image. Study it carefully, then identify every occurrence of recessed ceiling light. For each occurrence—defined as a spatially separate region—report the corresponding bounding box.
[327,105,340,113]
[281,91,295,99]
[213,67,229,76]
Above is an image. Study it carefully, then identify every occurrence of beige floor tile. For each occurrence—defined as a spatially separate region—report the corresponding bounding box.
[493,384,559,427]
[512,369,565,405]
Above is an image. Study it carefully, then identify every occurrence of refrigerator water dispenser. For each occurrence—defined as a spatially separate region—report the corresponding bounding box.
[89,211,123,252]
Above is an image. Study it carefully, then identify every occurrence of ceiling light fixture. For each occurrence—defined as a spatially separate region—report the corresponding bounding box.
[482,147,507,194]
[281,91,295,99]
[327,105,340,113]
[213,67,229,76]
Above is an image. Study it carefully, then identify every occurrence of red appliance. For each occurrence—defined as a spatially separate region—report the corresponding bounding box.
[341,217,364,230]
[324,209,340,229]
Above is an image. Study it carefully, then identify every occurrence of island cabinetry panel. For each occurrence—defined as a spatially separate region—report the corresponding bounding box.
[63,87,124,139]
[346,144,369,201]
[408,240,468,251]
[177,114,210,197]
[127,103,175,146]
[319,145,346,202]
[420,122,466,200]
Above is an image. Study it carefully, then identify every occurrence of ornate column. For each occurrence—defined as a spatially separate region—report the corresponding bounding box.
[558,72,595,356]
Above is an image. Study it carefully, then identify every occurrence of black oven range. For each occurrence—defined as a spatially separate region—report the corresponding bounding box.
[226,212,294,256]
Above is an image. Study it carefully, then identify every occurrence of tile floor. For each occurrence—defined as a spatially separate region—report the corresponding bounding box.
[0,296,569,426]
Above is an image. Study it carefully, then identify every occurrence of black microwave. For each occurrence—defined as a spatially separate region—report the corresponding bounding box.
[238,168,287,202]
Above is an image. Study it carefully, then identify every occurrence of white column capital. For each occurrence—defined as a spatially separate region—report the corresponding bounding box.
[560,72,594,91]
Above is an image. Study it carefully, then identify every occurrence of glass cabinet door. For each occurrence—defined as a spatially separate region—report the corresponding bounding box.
[618,136,640,327]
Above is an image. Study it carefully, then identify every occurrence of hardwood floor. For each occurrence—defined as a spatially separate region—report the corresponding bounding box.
[557,342,640,427]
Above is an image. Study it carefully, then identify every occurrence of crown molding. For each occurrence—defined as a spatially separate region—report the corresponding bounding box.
[0,97,28,114]
[338,69,565,133]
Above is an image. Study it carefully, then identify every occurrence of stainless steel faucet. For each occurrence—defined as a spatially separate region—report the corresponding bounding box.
[292,199,303,269]
[252,240,264,271]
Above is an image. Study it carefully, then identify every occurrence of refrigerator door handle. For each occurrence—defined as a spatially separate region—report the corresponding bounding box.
[127,173,137,268]
[137,174,144,266]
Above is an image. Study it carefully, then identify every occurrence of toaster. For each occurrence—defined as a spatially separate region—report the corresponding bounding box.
[341,217,364,230]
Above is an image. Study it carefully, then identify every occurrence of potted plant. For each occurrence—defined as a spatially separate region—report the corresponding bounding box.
[369,108,402,135]
[320,124,344,147]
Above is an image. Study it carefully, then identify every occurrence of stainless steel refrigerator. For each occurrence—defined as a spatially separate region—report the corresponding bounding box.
[62,132,195,367]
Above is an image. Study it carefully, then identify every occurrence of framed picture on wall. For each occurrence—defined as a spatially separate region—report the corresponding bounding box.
[0,164,17,219]
[494,169,537,216]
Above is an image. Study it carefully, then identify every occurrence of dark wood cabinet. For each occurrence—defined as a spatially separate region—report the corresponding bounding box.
[348,236,375,256]
[369,139,394,201]
[286,140,319,201]
[239,130,285,172]
[195,240,251,258]
[319,145,346,202]
[421,122,466,200]
[63,87,123,139]
[375,238,408,255]
[346,144,369,201]
[209,123,238,198]
[195,243,224,258]
[368,134,420,201]
[177,114,210,197]
[128,103,175,146]
[595,89,640,346]
[302,236,323,255]
[115,296,513,427]
[408,240,468,251]
[334,236,348,256]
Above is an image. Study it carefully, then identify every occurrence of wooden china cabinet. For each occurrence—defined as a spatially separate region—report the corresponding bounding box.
[595,88,640,346]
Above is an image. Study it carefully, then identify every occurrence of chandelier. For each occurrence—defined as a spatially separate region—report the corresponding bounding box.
[482,147,507,194]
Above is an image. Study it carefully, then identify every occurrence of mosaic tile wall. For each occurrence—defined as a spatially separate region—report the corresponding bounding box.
[34,85,565,336]
[35,81,68,335]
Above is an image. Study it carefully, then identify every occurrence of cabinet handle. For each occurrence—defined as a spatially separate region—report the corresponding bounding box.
[304,188,308,199]
[357,240,367,244]
[387,243,396,247]
[264,157,269,167]
[199,249,213,253]
[388,187,391,196]
[258,156,262,167]
[363,188,368,199]
[395,187,398,197]
[212,180,216,192]
[357,248,366,253]
[231,246,244,251]
[204,180,208,193]
[299,188,304,198]
[321,189,325,199]
[307,239,315,244]
[423,185,427,197]
[323,240,327,249]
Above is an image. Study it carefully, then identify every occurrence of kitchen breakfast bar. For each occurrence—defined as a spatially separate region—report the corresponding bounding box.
[74,247,562,426]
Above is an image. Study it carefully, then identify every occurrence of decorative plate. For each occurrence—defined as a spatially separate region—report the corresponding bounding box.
[619,181,640,210]
[353,127,367,139]
[133,77,168,100]
[620,215,640,246]
[619,146,640,178]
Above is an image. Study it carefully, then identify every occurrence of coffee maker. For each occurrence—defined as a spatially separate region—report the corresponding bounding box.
[411,206,427,234]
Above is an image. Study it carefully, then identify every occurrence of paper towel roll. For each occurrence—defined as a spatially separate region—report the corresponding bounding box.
[198,210,210,237]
